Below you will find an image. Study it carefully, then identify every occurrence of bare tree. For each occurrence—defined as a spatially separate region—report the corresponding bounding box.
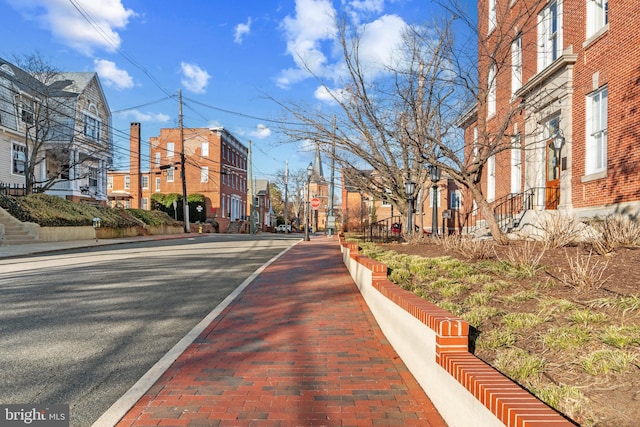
[274,2,554,243]
[271,167,308,229]
[273,18,454,229]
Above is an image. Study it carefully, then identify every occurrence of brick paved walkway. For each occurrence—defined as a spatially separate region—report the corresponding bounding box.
[115,237,447,427]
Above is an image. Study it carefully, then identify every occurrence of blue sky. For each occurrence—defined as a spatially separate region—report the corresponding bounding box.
[1,0,476,181]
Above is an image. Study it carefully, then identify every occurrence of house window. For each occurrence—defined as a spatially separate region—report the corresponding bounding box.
[167,142,174,158]
[511,134,522,193]
[155,177,161,192]
[587,0,608,38]
[12,143,26,175]
[83,114,101,141]
[201,166,209,183]
[141,198,149,210]
[488,0,497,33]
[21,108,34,125]
[124,175,130,189]
[487,155,496,202]
[511,35,522,95]
[155,152,161,166]
[202,142,209,157]
[166,168,174,182]
[586,86,608,175]
[88,167,98,187]
[538,0,562,72]
[450,190,462,210]
[107,176,113,190]
[473,127,478,159]
[487,63,497,117]
[141,175,149,189]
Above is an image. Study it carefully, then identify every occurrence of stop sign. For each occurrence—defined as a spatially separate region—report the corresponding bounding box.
[311,197,321,210]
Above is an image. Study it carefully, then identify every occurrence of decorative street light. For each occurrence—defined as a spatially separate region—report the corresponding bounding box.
[304,162,313,241]
[404,179,416,236]
[552,129,566,208]
[429,165,441,237]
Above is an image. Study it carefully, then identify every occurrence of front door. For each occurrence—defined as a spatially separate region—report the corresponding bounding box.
[546,141,560,209]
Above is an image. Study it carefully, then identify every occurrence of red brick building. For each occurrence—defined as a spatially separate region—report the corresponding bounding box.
[149,126,248,233]
[465,0,637,231]
[340,169,461,235]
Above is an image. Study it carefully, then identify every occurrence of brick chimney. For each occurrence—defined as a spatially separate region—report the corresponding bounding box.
[130,122,141,209]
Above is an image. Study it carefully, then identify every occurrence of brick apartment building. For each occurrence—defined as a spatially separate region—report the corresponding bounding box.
[108,124,249,233]
[464,0,638,231]
[149,126,248,233]
[341,169,462,235]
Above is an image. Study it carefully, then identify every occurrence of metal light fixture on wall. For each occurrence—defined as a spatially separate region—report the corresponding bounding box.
[553,129,566,153]
[304,162,313,241]
[404,179,416,236]
[429,165,441,237]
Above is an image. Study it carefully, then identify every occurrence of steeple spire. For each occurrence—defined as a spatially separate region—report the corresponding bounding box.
[312,144,324,181]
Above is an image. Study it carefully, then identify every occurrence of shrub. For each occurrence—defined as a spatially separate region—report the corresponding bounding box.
[539,214,584,249]
[586,214,640,255]
[561,249,610,291]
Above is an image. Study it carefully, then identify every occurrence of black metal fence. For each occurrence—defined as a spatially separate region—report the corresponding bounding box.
[365,215,404,243]
[0,183,40,197]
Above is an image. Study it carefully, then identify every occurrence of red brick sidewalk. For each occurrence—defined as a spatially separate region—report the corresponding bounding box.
[115,237,447,427]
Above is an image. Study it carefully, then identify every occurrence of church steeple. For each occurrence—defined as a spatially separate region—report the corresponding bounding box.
[311,144,324,182]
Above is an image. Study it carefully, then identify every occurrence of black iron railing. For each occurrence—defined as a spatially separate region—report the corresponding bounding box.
[0,183,40,197]
[365,215,403,243]
[460,187,559,234]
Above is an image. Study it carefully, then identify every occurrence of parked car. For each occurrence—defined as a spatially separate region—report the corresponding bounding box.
[276,224,292,232]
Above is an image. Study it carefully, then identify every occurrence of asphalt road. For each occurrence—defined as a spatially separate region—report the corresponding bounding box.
[0,235,298,427]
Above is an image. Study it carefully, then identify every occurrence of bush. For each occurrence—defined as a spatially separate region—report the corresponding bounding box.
[0,194,177,228]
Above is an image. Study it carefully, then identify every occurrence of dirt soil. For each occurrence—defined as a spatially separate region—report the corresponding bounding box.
[379,239,640,427]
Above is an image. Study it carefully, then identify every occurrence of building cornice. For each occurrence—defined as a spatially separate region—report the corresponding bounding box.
[515,51,578,98]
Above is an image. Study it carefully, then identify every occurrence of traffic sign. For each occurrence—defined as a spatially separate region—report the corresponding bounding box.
[311,197,321,210]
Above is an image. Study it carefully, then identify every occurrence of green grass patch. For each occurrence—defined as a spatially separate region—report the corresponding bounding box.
[494,348,545,383]
[581,349,638,375]
[475,328,515,349]
[568,309,609,325]
[543,325,592,350]
[502,312,548,330]
[599,325,640,348]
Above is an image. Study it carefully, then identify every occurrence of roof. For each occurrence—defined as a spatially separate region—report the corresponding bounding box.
[254,179,270,196]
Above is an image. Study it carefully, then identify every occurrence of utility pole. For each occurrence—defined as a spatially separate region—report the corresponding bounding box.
[248,140,255,234]
[179,90,190,232]
[328,116,336,237]
[284,160,289,233]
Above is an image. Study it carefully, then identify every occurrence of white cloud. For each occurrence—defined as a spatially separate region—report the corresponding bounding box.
[6,0,136,56]
[234,17,252,44]
[277,0,408,92]
[356,14,407,79]
[313,85,351,104]
[180,62,211,94]
[277,0,337,88]
[94,59,133,90]
[346,0,385,14]
[250,124,272,139]
[116,109,170,123]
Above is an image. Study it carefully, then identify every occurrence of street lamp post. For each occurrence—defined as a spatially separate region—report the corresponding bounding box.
[429,165,441,237]
[304,162,313,241]
[404,179,415,236]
